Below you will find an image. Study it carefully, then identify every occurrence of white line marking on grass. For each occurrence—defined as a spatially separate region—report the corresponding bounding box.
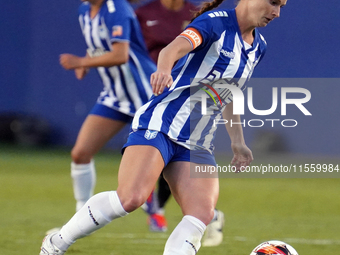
[284,238,340,245]
[130,239,166,244]
[96,233,168,239]
[95,233,168,245]
[97,233,340,246]
[231,236,340,245]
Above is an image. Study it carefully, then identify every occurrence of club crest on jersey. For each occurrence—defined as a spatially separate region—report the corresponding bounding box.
[144,130,158,140]
[99,25,108,39]
[87,48,107,57]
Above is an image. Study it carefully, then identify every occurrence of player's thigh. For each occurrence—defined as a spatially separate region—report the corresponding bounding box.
[163,161,219,225]
[117,145,165,212]
[73,114,127,155]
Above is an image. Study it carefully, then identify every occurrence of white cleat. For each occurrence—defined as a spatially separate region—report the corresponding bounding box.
[39,232,65,255]
[202,210,225,247]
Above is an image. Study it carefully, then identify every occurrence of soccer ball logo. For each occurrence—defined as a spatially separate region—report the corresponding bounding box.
[250,240,298,255]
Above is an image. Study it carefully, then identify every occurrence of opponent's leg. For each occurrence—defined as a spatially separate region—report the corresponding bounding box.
[144,174,170,232]
[201,208,225,247]
[158,174,171,209]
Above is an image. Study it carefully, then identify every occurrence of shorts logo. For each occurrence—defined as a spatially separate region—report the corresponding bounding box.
[144,130,158,140]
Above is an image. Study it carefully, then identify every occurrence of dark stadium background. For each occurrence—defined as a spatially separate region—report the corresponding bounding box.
[1,0,339,156]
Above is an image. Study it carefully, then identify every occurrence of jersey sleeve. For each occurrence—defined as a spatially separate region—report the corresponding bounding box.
[78,2,89,31]
[179,13,215,50]
[78,3,88,16]
[103,1,133,43]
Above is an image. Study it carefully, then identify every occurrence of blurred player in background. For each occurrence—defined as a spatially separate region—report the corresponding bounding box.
[135,0,225,247]
[59,0,154,215]
[136,0,195,64]
[40,0,287,254]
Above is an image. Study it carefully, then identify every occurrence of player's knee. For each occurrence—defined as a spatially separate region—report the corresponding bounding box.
[71,147,91,164]
[204,207,215,225]
[119,192,146,213]
[190,206,215,226]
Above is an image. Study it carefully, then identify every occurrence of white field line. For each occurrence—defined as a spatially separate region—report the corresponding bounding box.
[95,233,168,244]
[233,236,340,245]
[97,233,169,239]
[96,233,340,245]
[284,238,340,245]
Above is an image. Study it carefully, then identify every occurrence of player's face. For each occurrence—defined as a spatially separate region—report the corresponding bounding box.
[251,0,287,27]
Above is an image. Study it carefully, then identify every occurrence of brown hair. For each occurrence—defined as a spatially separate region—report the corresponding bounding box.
[191,0,225,22]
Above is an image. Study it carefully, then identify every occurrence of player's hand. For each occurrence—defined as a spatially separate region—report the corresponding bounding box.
[230,142,253,172]
[75,67,89,80]
[60,54,82,70]
[150,71,173,96]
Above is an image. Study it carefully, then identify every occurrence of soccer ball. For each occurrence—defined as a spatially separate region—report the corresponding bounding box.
[250,240,298,255]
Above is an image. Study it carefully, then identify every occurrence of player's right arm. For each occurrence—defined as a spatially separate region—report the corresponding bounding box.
[60,42,129,71]
[151,37,192,95]
[73,52,91,80]
[151,27,202,96]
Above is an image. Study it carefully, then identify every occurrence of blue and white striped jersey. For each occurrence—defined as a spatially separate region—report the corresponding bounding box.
[79,0,155,116]
[132,9,267,153]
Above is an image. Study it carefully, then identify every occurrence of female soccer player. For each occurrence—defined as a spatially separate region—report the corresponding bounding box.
[59,0,155,213]
[40,0,287,254]
[135,0,225,247]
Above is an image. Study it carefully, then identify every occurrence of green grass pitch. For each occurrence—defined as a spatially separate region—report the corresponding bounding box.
[1,145,339,254]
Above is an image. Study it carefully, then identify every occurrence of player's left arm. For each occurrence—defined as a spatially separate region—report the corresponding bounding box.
[223,102,253,170]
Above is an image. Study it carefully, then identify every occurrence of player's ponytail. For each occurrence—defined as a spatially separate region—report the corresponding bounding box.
[191,0,225,22]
